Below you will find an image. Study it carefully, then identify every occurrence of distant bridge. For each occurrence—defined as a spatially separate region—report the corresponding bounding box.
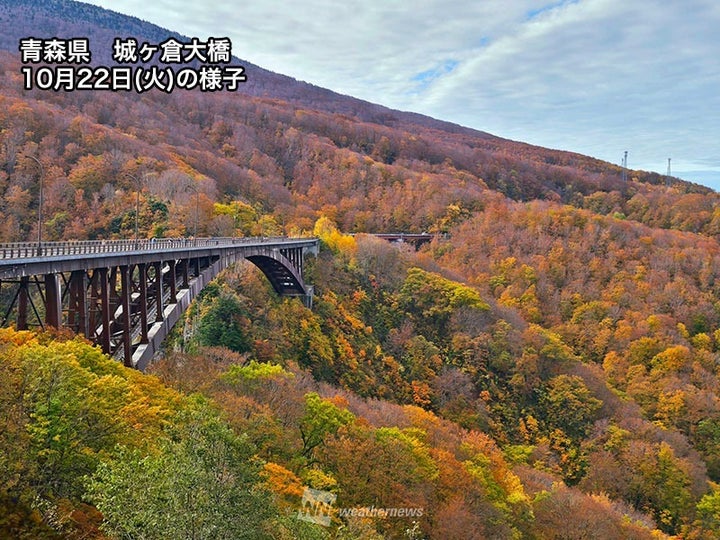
[367,233,440,249]
[0,237,318,370]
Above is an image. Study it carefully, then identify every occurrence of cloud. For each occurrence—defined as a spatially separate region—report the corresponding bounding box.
[411,0,719,174]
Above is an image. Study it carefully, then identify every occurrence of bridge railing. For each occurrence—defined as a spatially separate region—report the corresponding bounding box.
[0,236,305,260]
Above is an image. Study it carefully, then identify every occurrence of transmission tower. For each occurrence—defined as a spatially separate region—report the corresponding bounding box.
[621,151,628,182]
[666,158,672,187]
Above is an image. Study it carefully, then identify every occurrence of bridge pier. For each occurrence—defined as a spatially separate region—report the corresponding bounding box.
[138,263,149,344]
[98,267,111,354]
[120,265,132,367]
[153,261,164,322]
[68,270,88,336]
[180,260,189,289]
[16,276,29,330]
[168,260,177,299]
[44,273,62,329]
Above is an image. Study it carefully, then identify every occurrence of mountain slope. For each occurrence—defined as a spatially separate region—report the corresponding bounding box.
[2,0,712,202]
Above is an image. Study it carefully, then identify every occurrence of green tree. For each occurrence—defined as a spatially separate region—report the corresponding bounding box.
[398,267,489,345]
[643,442,695,534]
[696,487,720,534]
[87,396,273,539]
[0,328,181,536]
[197,291,252,353]
[299,392,355,460]
[541,375,602,440]
[694,417,720,481]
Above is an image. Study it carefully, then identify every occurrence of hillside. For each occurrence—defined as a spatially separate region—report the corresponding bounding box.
[0,39,717,241]
[3,0,720,538]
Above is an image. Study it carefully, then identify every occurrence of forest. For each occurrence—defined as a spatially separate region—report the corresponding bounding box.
[4,0,720,538]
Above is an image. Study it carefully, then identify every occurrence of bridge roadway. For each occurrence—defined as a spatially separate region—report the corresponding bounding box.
[0,236,318,370]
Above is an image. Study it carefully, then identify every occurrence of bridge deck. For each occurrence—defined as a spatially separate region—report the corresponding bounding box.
[0,237,317,279]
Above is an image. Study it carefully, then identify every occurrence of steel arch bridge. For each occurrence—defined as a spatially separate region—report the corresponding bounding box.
[0,237,318,370]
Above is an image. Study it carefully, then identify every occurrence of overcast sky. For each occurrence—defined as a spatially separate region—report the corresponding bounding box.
[80,0,720,190]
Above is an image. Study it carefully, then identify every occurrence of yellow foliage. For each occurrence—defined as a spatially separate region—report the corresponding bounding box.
[519,415,540,443]
[0,328,182,452]
[498,286,520,308]
[691,332,713,351]
[603,351,627,386]
[262,462,305,499]
[646,314,661,331]
[351,289,368,305]
[677,323,689,339]
[0,327,37,347]
[313,216,356,258]
[403,404,440,431]
[650,345,691,376]
[603,425,631,452]
[461,431,530,510]
[614,320,635,342]
[301,468,338,491]
[655,390,687,429]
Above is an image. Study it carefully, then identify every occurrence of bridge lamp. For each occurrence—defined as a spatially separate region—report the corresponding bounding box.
[20,154,44,256]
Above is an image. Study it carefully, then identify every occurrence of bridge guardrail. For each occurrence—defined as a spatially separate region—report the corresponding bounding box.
[0,236,311,260]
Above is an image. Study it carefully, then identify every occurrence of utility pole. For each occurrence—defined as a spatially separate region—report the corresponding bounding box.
[125,173,144,247]
[21,154,44,256]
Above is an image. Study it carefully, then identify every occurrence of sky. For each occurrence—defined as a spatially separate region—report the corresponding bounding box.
[80,0,720,190]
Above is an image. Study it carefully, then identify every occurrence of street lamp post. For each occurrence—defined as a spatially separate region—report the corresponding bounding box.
[186,183,199,242]
[21,154,44,256]
[194,188,199,239]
